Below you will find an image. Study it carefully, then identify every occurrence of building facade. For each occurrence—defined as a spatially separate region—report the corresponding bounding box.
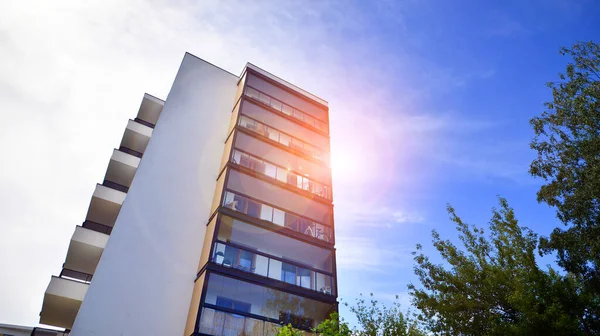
[38,54,337,335]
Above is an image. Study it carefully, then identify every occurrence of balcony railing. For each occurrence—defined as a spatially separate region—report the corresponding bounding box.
[134,117,155,129]
[212,241,335,296]
[244,86,328,134]
[59,268,93,284]
[198,307,294,336]
[238,115,326,163]
[102,180,129,193]
[118,146,143,158]
[222,191,333,244]
[232,149,330,200]
[82,220,113,235]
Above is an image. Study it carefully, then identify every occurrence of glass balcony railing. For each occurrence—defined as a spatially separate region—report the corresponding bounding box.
[244,86,328,134]
[212,241,335,296]
[232,149,330,200]
[238,115,326,163]
[222,191,333,244]
[199,307,314,336]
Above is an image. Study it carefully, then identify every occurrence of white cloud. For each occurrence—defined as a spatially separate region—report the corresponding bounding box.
[335,236,413,272]
[393,210,425,224]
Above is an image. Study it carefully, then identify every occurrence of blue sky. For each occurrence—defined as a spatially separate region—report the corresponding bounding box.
[0,0,598,329]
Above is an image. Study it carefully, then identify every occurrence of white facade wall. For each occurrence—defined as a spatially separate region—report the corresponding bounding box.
[71,54,238,336]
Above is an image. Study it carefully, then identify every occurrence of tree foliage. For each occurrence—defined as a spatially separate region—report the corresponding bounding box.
[275,297,424,336]
[408,198,584,335]
[530,41,600,332]
[343,294,424,336]
[275,324,305,336]
[314,313,352,336]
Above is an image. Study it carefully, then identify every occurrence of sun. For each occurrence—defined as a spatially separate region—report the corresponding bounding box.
[330,146,364,182]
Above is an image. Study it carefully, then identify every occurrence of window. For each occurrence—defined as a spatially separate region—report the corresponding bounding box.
[233,194,246,212]
[247,199,260,217]
[298,267,311,289]
[282,263,297,285]
[216,296,251,313]
[239,250,253,269]
[205,274,332,323]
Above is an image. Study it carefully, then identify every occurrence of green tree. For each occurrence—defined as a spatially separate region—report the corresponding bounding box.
[344,294,424,336]
[408,198,583,335]
[314,313,352,336]
[276,323,304,336]
[530,41,600,332]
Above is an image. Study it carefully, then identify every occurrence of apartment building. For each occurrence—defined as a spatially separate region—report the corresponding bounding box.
[38,53,337,336]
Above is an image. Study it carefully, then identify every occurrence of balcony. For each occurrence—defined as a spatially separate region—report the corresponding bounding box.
[32,327,70,336]
[118,146,143,158]
[63,226,108,276]
[104,149,140,191]
[39,276,89,329]
[198,307,285,336]
[238,115,326,163]
[222,191,333,244]
[136,93,163,126]
[212,241,335,296]
[244,86,328,134]
[120,119,153,156]
[232,149,331,201]
[84,184,126,228]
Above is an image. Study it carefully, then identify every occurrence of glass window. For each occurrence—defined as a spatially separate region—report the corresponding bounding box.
[232,150,242,165]
[281,263,297,285]
[298,218,315,238]
[260,204,273,221]
[276,169,288,183]
[287,171,299,187]
[223,192,235,209]
[218,215,334,273]
[304,114,316,128]
[222,245,237,267]
[198,308,224,335]
[270,99,282,111]
[264,163,277,179]
[272,209,285,226]
[316,224,331,243]
[205,273,332,323]
[316,273,332,295]
[298,267,311,289]
[292,109,304,121]
[281,104,293,116]
[239,250,253,270]
[247,200,261,218]
[268,259,282,281]
[245,87,260,100]
[284,213,298,231]
[268,129,279,142]
[279,133,291,146]
[233,194,247,213]
[241,117,256,130]
[199,307,269,336]
[259,92,271,105]
[216,296,251,313]
[254,254,269,277]
[302,177,310,191]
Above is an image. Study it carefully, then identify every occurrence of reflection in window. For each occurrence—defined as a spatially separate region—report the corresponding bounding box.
[212,241,334,295]
[216,296,251,313]
[222,191,333,243]
[204,274,332,326]
[281,263,296,285]
[198,307,289,336]
[244,85,328,135]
